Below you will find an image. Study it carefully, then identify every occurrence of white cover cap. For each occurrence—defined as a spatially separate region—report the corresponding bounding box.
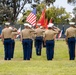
[48,23,54,27]
[5,22,10,25]
[24,23,29,26]
[28,24,32,28]
[69,22,75,25]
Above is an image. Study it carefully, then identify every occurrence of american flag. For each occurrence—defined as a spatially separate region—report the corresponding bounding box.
[58,30,62,39]
[16,27,21,38]
[26,8,36,26]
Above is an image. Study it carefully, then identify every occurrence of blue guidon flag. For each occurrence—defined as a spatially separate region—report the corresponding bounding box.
[26,8,36,26]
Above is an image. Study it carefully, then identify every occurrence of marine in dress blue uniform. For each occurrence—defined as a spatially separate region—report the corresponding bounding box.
[44,23,60,60]
[35,23,45,56]
[1,22,17,60]
[65,22,76,60]
[21,23,34,60]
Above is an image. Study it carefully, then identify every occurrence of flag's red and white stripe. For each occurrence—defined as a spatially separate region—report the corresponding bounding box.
[16,27,21,38]
[58,30,62,39]
[26,12,36,26]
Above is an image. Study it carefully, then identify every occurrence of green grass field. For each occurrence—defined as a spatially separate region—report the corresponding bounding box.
[0,40,76,75]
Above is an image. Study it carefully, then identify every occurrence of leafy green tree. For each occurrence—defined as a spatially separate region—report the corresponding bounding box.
[45,0,56,5]
[72,7,76,23]
[41,0,56,6]
[0,0,28,23]
[46,6,71,24]
[67,0,76,5]
[0,0,42,24]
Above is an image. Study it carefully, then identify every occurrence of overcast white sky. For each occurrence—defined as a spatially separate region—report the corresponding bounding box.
[54,0,74,13]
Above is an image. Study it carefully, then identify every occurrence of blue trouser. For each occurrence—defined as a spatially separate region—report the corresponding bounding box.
[4,38,11,60]
[11,39,15,58]
[29,39,33,58]
[67,37,75,60]
[75,37,76,56]
[46,40,54,60]
[35,36,43,55]
[22,39,31,60]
